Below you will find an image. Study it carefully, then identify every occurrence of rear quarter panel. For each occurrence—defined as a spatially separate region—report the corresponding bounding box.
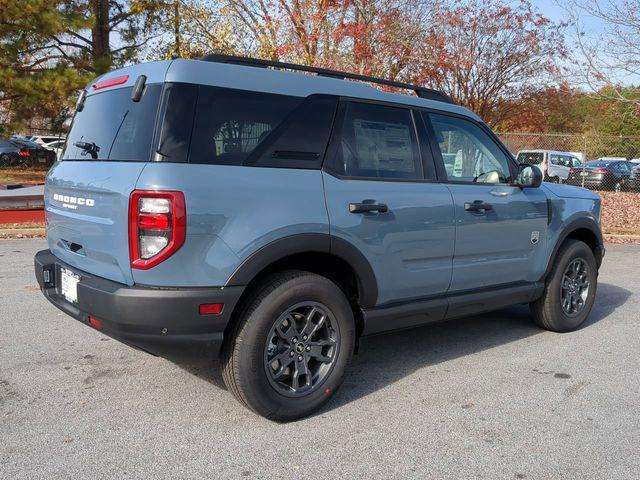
[133,163,329,287]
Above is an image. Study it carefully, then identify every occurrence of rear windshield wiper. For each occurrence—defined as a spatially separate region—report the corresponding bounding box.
[74,141,100,159]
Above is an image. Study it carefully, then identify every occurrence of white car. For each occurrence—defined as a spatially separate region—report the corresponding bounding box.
[12,134,65,149]
[516,150,582,183]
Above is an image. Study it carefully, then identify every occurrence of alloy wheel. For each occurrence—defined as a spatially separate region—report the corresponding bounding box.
[560,258,590,316]
[264,302,340,397]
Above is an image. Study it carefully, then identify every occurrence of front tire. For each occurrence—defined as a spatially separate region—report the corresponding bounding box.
[222,270,355,421]
[530,240,598,332]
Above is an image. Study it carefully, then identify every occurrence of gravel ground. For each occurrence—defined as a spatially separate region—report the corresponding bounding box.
[1,239,638,479]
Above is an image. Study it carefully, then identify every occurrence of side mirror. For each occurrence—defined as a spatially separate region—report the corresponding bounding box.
[516,164,543,188]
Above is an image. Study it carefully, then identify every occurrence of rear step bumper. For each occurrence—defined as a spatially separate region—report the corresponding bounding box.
[34,249,244,361]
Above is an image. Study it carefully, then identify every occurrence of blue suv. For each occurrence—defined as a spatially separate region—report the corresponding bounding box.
[35,55,604,421]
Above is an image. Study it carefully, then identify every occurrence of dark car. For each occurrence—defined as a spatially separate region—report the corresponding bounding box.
[630,164,640,191]
[1,138,56,168]
[566,159,634,192]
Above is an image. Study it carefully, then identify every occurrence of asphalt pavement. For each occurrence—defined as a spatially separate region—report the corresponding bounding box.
[1,239,638,479]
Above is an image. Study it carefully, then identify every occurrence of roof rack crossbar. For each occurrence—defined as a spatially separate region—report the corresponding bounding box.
[199,54,455,104]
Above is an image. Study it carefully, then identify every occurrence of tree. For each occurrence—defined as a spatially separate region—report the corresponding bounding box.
[415,0,565,126]
[568,0,640,105]
[0,0,161,134]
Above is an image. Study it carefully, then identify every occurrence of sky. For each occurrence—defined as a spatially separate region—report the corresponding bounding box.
[531,0,639,86]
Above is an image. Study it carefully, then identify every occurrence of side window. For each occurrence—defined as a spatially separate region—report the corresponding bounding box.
[550,154,561,166]
[189,86,302,165]
[328,102,423,179]
[618,162,630,173]
[427,113,513,184]
[251,95,338,169]
[572,157,582,167]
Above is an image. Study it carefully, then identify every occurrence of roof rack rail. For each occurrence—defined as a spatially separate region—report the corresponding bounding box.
[199,53,455,104]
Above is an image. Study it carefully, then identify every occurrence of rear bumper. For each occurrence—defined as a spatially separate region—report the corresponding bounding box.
[34,249,243,361]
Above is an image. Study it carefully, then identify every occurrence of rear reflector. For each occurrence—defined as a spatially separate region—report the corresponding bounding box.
[18,150,29,156]
[92,74,129,90]
[591,169,609,174]
[88,316,103,330]
[199,303,224,315]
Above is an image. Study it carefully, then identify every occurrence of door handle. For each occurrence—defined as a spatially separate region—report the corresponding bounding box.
[349,202,389,214]
[464,200,493,212]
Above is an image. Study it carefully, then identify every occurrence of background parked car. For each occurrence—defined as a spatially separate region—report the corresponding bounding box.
[0,139,32,167]
[45,139,66,161]
[566,159,634,191]
[630,164,640,191]
[516,149,582,183]
[1,138,56,168]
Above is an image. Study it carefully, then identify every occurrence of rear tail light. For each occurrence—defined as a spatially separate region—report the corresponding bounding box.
[18,150,29,156]
[129,190,186,269]
[591,168,609,174]
[569,168,577,174]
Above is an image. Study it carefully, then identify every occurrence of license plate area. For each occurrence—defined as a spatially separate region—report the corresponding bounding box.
[60,267,80,304]
[580,171,589,176]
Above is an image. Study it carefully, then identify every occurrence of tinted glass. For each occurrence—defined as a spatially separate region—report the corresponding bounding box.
[189,86,302,165]
[62,85,161,161]
[251,95,338,169]
[517,152,544,165]
[429,113,512,183]
[329,102,422,179]
[156,83,198,163]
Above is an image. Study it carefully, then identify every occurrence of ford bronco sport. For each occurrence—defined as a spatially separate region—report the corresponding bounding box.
[35,55,604,421]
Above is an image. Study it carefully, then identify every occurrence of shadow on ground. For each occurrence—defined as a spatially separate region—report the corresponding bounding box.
[174,282,631,414]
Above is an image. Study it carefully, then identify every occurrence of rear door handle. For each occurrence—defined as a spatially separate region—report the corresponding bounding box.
[464,200,493,212]
[349,202,389,214]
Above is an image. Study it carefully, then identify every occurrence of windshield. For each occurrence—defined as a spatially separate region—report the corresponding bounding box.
[62,85,161,161]
[517,152,544,165]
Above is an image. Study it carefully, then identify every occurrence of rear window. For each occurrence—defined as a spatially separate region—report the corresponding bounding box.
[517,152,544,165]
[62,85,161,161]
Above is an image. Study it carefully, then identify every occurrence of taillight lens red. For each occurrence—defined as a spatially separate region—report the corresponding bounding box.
[569,168,577,174]
[591,168,609,174]
[129,190,186,270]
[18,150,29,156]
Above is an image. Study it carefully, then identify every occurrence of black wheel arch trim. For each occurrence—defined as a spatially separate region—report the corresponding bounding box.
[541,217,604,281]
[225,233,379,308]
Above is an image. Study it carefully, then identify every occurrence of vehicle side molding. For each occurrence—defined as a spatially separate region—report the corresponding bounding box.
[362,281,544,336]
[225,233,379,307]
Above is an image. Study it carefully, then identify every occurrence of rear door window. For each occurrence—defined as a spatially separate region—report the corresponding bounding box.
[63,85,162,161]
[189,87,302,166]
[325,102,423,179]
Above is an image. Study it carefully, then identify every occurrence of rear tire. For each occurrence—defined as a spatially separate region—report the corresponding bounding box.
[222,270,355,421]
[530,240,598,332]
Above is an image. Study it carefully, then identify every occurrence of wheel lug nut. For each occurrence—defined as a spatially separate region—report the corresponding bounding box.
[302,335,308,341]
[306,346,311,352]
[289,351,294,357]
[292,338,298,344]
[298,355,303,362]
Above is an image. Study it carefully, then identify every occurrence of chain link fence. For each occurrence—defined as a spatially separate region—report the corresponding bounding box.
[498,132,640,193]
